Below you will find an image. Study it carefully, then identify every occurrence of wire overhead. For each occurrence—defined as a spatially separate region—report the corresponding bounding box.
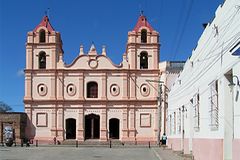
[172,0,195,61]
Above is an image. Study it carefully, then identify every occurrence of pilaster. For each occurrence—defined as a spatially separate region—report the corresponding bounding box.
[57,106,64,140]
[51,107,57,137]
[77,108,84,141]
[100,108,107,141]
[50,74,56,100]
[122,73,128,99]
[78,73,84,100]
[26,46,33,69]
[130,73,136,100]
[122,107,129,141]
[57,72,64,100]
[25,107,34,138]
[101,73,107,100]
[24,72,32,100]
[129,106,136,141]
[51,47,56,69]
[153,49,159,69]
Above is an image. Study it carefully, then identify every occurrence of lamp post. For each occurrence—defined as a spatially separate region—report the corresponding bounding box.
[146,80,163,145]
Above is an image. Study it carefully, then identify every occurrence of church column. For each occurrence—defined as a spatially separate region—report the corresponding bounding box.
[122,73,128,99]
[100,108,107,141]
[129,47,136,69]
[122,107,128,141]
[147,32,151,43]
[77,108,84,141]
[129,106,136,141]
[57,72,64,100]
[51,47,56,69]
[130,73,136,100]
[57,106,64,140]
[152,49,159,69]
[50,74,56,100]
[78,73,84,100]
[25,106,33,138]
[24,73,32,100]
[51,106,57,137]
[101,73,107,100]
[26,45,33,69]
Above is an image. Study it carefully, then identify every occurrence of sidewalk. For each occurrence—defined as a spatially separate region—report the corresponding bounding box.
[152,147,193,160]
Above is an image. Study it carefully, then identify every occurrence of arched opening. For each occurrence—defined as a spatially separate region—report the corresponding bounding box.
[66,118,76,139]
[39,51,46,69]
[85,114,100,139]
[39,29,46,43]
[87,82,98,98]
[109,118,120,139]
[140,51,148,69]
[141,29,147,43]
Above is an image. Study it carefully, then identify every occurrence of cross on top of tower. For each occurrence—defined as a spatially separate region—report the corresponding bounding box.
[133,13,154,32]
[33,15,55,32]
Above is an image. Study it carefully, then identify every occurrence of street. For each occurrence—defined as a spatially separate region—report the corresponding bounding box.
[0,146,192,160]
[0,146,157,160]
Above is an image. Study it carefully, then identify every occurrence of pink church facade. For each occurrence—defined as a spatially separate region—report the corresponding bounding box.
[24,15,161,143]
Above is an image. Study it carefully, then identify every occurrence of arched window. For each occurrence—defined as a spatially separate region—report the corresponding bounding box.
[140,51,148,69]
[39,29,46,43]
[141,29,147,43]
[87,82,98,98]
[39,51,46,69]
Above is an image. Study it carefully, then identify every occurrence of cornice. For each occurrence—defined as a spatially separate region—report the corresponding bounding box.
[24,99,158,105]
[24,69,160,74]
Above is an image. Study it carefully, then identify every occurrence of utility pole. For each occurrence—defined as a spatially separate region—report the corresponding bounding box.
[158,83,162,146]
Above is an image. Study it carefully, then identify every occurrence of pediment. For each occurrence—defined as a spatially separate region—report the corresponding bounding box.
[65,55,122,70]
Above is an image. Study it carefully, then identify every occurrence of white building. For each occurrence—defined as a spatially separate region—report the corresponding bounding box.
[167,0,240,160]
[159,61,185,136]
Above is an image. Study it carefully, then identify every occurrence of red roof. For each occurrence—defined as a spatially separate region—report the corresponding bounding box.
[133,15,154,32]
[34,16,54,32]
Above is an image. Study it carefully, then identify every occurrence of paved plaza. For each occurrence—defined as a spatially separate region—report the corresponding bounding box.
[0,145,192,160]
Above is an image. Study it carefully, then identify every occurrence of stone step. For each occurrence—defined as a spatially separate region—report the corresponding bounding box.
[61,139,123,146]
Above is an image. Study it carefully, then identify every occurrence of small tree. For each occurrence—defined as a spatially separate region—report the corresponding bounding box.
[0,101,13,112]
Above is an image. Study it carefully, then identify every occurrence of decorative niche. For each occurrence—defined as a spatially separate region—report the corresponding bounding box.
[36,113,48,127]
[140,113,151,127]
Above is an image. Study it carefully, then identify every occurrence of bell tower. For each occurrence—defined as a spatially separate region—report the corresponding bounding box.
[24,16,63,102]
[126,14,159,70]
[25,15,63,70]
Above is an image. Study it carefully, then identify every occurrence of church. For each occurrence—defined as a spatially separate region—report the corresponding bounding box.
[24,14,160,143]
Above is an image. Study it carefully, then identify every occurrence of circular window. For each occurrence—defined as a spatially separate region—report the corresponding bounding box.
[38,84,47,96]
[89,59,98,69]
[67,84,76,96]
[110,84,120,96]
[140,84,150,97]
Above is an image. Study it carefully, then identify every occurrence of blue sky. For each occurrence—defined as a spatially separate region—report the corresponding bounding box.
[0,0,223,112]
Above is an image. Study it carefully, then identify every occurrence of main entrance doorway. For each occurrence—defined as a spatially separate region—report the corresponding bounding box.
[66,118,76,139]
[109,118,119,139]
[85,114,100,139]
